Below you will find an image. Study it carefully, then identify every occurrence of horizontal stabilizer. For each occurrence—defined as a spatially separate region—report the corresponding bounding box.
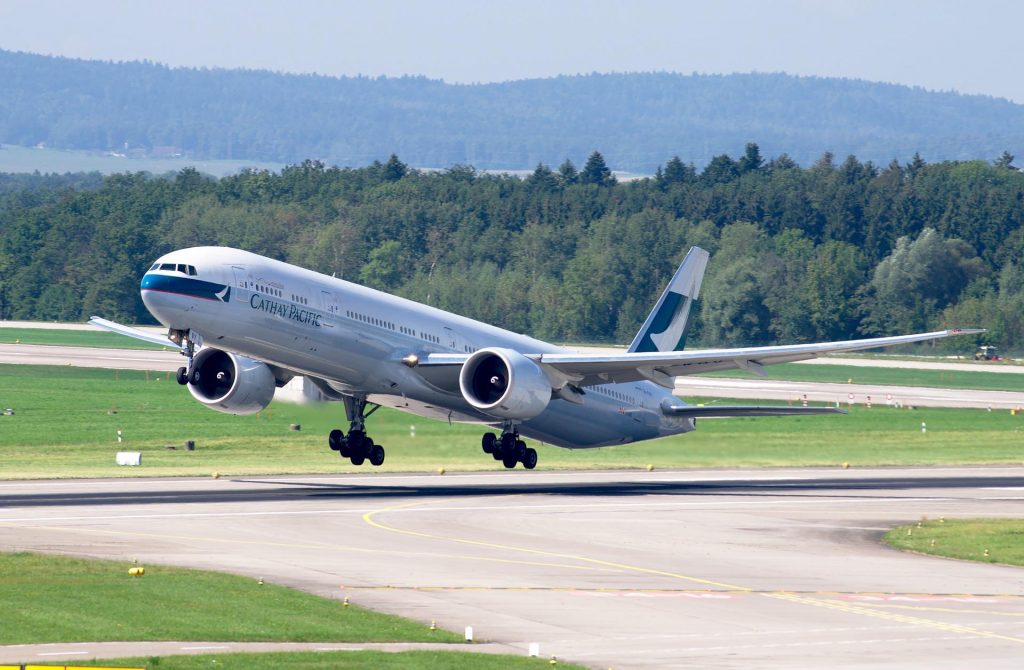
[662,404,845,418]
[89,316,176,348]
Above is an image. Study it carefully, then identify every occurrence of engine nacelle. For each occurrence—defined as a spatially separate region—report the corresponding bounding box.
[459,347,551,420]
[187,348,276,415]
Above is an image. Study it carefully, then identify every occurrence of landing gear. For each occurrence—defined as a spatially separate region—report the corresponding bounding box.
[327,396,385,467]
[481,425,537,470]
[172,329,199,386]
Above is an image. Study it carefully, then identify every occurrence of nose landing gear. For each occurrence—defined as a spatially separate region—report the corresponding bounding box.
[481,426,537,470]
[327,396,385,467]
[173,329,199,386]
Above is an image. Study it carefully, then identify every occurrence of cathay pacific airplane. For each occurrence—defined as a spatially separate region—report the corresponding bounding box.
[92,246,979,469]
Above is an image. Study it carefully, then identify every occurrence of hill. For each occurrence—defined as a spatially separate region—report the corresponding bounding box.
[1,49,1022,172]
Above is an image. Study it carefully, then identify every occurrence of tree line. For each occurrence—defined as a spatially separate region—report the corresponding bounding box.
[1,146,1022,353]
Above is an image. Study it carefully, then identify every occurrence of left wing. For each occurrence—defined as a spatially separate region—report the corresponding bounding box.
[412,328,982,390]
[533,329,983,388]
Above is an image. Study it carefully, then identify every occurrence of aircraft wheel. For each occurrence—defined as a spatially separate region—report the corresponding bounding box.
[350,452,365,466]
[492,449,503,460]
[500,433,517,452]
[502,454,518,469]
[515,439,527,460]
[176,366,188,385]
[348,430,366,452]
[328,429,344,451]
[369,444,385,466]
[482,432,497,454]
[522,448,538,470]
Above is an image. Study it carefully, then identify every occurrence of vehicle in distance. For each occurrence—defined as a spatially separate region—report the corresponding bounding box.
[93,246,980,469]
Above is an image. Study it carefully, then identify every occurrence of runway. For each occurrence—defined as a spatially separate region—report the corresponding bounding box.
[3,467,1024,668]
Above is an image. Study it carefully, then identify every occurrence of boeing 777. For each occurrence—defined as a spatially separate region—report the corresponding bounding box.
[92,246,979,469]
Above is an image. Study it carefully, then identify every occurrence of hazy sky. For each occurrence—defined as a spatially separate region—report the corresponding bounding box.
[2,0,1022,102]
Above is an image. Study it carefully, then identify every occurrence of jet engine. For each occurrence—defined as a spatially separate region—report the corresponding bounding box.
[186,348,276,415]
[459,348,551,420]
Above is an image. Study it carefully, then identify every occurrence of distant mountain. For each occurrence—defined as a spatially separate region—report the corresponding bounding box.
[1,49,1022,172]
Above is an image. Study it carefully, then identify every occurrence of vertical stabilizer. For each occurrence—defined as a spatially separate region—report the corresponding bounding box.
[627,247,709,353]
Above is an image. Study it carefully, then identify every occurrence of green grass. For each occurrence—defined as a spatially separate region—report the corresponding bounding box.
[702,362,1024,392]
[0,552,460,645]
[1,363,1023,478]
[0,327,170,350]
[884,519,1024,567]
[0,142,284,176]
[71,651,581,669]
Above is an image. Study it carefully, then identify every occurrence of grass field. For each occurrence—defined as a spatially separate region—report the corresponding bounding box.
[884,519,1024,567]
[70,651,577,669]
[0,142,284,176]
[1,363,1022,479]
[0,552,576,669]
[0,552,458,645]
[0,327,170,350]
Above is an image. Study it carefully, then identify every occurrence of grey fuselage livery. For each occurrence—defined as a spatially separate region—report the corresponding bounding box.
[140,247,695,449]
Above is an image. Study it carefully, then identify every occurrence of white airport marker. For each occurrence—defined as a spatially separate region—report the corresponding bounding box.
[528,642,540,656]
[465,626,473,641]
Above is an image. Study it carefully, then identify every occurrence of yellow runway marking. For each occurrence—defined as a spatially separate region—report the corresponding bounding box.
[0,521,620,574]
[859,603,1024,617]
[363,500,1024,645]
[363,501,750,590]
[768,592,1024,645]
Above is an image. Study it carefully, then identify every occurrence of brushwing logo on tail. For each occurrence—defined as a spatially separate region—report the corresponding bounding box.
[628,247,709,354]
[649,293,695,352]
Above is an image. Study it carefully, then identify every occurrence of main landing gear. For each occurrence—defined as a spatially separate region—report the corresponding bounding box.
[481,424,538,470]
[328,396,386,467]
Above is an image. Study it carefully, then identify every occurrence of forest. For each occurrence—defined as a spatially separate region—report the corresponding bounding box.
[2,49,1024,172]
[1,146,1022,353]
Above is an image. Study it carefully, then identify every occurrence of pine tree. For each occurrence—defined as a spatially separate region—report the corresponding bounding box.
[580,151,615,186]
[557,159,579,185]
[382,154,408,181]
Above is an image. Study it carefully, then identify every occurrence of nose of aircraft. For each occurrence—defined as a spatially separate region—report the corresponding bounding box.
[140,271,192,328]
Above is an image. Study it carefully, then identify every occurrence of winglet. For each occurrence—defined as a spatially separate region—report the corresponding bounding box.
[627,246,709,353]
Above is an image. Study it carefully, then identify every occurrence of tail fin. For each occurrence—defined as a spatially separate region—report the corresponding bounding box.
[627,247,709,353]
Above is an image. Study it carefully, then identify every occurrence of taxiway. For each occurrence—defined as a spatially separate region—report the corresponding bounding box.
[2,467,1023,668]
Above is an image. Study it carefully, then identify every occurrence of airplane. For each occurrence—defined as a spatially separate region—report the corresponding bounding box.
[91,246,980,470]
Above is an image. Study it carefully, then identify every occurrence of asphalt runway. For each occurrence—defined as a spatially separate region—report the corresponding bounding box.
[3,467,1024,669]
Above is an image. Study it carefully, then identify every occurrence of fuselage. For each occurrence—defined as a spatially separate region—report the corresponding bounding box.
[140,246,694,448]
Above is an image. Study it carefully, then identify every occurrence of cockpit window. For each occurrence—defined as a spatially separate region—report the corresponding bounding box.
[151,262,197,275]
